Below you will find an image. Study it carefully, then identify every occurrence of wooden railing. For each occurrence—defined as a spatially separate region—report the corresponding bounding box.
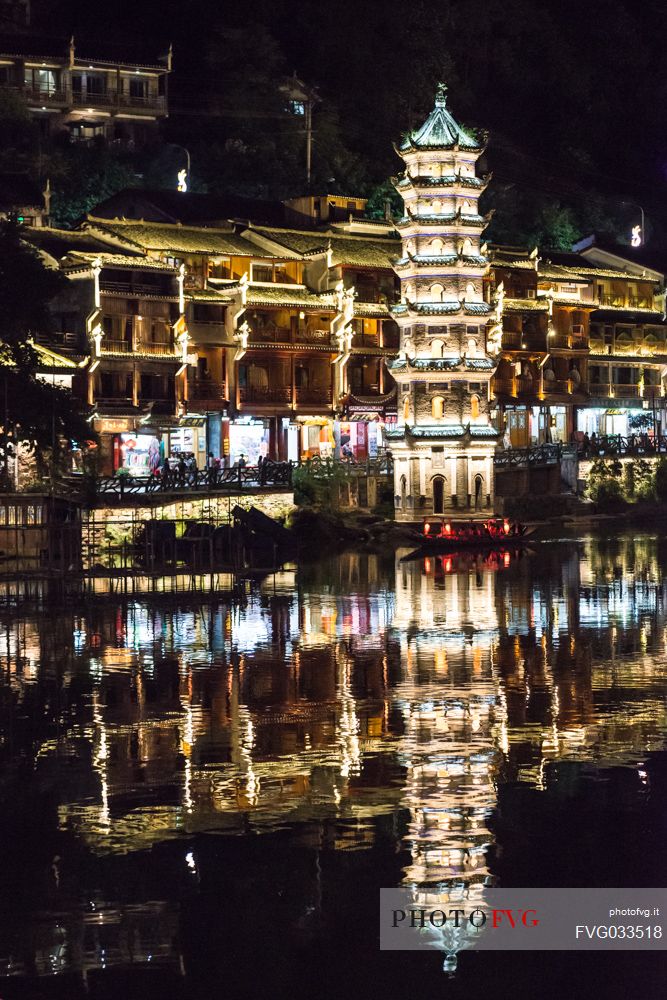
[494,444,575,467]
[239,386,292,404]
[577,435,667,458]
[65,461,294,499]
[295,387,333,405]
[188,379,227,403]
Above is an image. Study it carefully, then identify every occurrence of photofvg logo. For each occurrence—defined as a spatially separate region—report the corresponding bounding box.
[380,888,667,972]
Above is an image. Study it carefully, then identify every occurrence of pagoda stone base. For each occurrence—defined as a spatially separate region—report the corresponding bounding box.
[391,441,495,523]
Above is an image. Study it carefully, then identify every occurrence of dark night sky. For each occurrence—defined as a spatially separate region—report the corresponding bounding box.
[27,0,667,241]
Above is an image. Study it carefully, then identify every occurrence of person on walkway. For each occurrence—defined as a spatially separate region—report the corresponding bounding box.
[177,453,186,485]
[207,451,218,486]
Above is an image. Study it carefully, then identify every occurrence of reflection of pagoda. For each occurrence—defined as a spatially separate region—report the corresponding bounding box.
[391,555,503,970]
[387,84,498,521]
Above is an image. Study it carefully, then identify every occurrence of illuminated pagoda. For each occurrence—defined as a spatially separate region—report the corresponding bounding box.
[387,84,498,522]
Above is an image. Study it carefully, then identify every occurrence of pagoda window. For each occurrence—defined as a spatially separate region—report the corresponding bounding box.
[431,199,442,214]
[403,396,410,421]
[430,238,444,255]
[432,395,445,419]
[466,282,476,300]
[462,238,473,255]
[467,338,477,354]
[462,200,472,215]
[430,283,445,302]
[470,394,480,420]
[431,339,444,358]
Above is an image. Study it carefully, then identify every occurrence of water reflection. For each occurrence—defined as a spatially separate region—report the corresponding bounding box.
[0,535,665,989]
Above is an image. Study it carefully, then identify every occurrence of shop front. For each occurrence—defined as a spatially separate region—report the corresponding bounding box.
[113,432,162,475]
[576,406,652,439]
[335,418,384,460]
[298,417,334,459]
[228,417,271,465]
[167,420,208,470]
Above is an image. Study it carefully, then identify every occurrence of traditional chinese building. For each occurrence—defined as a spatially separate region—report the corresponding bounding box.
[387,85,498,521]
[0,34,170,145]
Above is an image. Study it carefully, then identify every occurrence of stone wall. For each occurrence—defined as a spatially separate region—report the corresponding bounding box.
[578,454,662,484]
[84,489,295,558]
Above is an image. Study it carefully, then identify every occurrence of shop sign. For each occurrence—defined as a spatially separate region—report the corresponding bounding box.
[97,419,134,434]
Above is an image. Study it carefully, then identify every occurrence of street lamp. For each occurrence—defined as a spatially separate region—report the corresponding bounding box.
[170,144,191,192]
[623,201,645,246]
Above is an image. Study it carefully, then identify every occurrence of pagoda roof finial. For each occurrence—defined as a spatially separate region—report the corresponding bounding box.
[398,84,485,152]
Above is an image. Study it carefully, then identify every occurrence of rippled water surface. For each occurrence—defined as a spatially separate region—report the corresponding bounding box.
[0,534,665,999]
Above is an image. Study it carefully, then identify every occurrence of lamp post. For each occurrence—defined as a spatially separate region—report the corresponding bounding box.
[170,144,191,192]
[623,201,645,246]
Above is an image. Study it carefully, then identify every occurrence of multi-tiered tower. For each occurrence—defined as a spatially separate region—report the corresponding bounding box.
[387,85,498,522]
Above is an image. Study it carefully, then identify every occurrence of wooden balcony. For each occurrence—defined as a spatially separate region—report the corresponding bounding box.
[100,280,177,297]
[71,90,166,115]
[239,386,292,404]
[22,86,69,107]
[587,382,661,398]
[188,380,227,408]
[249,327,332,345]
[238,385,333,406]
[501,331,523,350]
[295,387,333,405]
[101,339,175,357]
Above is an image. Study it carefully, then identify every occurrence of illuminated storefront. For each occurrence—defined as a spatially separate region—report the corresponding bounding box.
[297,417,334,459]
[113,432,161,474]
[229,418,271,464]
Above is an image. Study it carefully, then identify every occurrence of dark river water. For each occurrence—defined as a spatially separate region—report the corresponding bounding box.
[0,534,665,999]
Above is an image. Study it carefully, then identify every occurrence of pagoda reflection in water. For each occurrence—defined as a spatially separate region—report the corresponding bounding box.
[0,538,665,981]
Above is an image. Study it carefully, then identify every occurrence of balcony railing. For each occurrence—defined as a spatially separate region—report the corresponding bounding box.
[501,331,523,350]
[101,339,175,356]
[100,339,133,354]
[188,380,227,404]
[100,280,176,297]
[239,386,292,404]
[137,341,176,356]
[95,396,136,409]
[22,86,69,106]
[294,328,331,344]
[249,327,332,345]
[295,387,333,405]
[71,90,166,113]
[587,382,661,398]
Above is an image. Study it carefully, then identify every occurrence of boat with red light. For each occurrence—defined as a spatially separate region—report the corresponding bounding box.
[401,516,536,558]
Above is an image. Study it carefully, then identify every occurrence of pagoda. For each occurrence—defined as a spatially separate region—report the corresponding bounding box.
[387,84,498,522]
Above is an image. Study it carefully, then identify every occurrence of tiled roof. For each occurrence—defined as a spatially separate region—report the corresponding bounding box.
[87,219,286,258]
[250,227,400,268]
[468,424,499,438]
[23,227,123,261]
[245,285,336,311]
[398,85,484,152]
[397,211,486,227]
[504,298,549,313]
[395,253,488,268]
[465,357,495,370]
[66,251,178,272]
[396,173,485,189]
[353,301,392,318]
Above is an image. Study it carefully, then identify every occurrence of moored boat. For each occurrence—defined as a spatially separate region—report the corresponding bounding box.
[402,516,536,558]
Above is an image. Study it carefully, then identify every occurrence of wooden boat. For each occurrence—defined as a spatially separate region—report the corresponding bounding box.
[401,517,536,560]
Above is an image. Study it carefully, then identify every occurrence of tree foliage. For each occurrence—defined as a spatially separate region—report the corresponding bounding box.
[0,221,94,478]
